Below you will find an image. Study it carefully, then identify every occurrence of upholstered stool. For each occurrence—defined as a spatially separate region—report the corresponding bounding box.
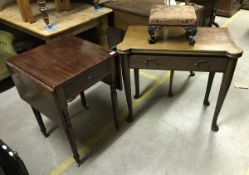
[148,5,197,45]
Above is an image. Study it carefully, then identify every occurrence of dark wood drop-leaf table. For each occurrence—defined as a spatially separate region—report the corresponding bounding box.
[6,37,120,166]
[117,26,243,132]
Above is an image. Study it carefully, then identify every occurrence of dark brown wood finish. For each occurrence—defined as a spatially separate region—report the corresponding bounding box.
[242,0,249,9]
[117,26,243,132]
[217,0,241,17]
[7,37,120,166]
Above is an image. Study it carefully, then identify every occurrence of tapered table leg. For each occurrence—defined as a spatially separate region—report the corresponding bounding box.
[121,54,133,122]
[168,70,174,97]
[203,72,215,106]
[31,107,49,137]
[80,91,89,109]
[134,69,140,99]
[211,59,237,132]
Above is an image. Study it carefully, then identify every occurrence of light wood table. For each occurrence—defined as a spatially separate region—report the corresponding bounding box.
[0,2,112,47]
[117,26,243,132]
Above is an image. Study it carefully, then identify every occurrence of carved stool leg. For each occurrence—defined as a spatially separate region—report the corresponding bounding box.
[31,107,49,137]
[134,69,140,99]
[148,25,160,44]
[203,72,215,106]
[168,70,174,97]
[80,91,89,109]
[185,26,197,46]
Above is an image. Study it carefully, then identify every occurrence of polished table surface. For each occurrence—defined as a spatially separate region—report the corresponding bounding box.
[0,2,112,45]
[7,37,119,165]
[117,26,243,132]
[117,26,242,56]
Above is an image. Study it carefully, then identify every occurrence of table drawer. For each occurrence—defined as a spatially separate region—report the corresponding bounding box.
[129,55,228,72]
[64,60,112,98]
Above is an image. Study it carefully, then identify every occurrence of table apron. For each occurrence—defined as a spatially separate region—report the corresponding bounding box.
[63,59,113,98]
[128,55,228,72]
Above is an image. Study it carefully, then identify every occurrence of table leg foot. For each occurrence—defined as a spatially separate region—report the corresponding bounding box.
[126,116,133,123]
[168,92,174,97]
[203,100,210,106]
[211,124,219,132]
[134,94,140,99]
[189,71,195,77]
[31,107,49,137]
[74,156,81,167]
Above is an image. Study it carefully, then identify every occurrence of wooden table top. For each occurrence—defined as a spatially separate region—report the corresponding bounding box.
[116,26,243,58]
[7,37,114,88]
[105,0,203,17]
[0,2,112,38]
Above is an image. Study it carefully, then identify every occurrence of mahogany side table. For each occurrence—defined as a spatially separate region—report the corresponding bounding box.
[7,36,119,165]
[117,26,243,132]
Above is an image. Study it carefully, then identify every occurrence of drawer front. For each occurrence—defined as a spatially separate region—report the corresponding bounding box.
[64,59,112,98]
[129,55,228,72]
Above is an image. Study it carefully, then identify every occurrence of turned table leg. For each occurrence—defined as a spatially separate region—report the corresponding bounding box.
[37,0,50,27]
[211,59,237,132]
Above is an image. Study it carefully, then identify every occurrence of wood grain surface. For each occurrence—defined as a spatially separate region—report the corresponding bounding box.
[0,2,112,38]
[117,26,243,57]
[7,37,114,88]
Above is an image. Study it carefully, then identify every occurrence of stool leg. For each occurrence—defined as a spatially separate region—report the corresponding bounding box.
[148,25,158,44]
[185,26,197,46]
[134,69,140,99]
[203,72,215,106]
[168,70,174,97]
[80,91,89,109]
[31,107,49,137]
